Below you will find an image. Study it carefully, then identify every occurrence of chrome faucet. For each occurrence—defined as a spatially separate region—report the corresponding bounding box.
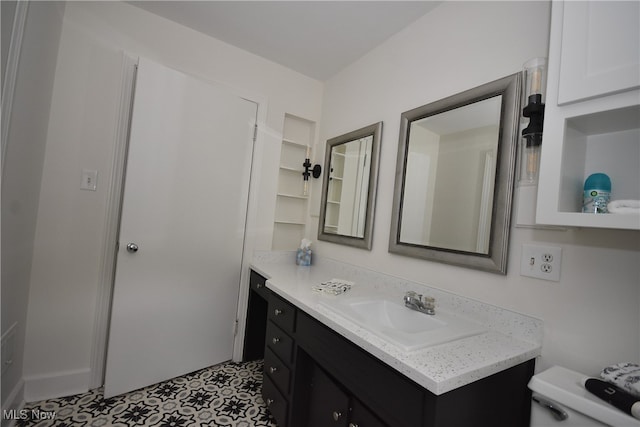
[404,291,435,315]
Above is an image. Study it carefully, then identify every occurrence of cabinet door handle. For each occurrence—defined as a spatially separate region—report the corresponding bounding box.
[269,366,278,374]
[266,398,274,407]
[274,308,283,316]
[332,411,342,421]
[272,337,280,344]
[349,424,359,427]
[256,283,263,288]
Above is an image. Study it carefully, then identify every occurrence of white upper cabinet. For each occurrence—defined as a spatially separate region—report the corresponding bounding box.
[537,1,640,230]
[557,1,640,105]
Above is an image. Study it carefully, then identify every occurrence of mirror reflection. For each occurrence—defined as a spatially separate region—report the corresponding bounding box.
[400,96,502,254]
[318,122,382,250]
[389,73,521,274]
[324,135,373,238]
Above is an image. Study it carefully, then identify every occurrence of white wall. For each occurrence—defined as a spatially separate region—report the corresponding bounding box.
[22,1,323,401]
[312,1,640,376]
[1,1,65,413]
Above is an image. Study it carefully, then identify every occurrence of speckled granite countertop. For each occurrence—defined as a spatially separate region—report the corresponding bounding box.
[250,251,542,395]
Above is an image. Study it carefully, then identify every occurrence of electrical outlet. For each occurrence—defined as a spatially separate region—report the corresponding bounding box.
[80,169,98,191]
[520,244,562,281]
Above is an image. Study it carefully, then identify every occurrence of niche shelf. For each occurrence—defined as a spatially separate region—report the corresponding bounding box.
[539,105,640,229]
[272,114,316,250]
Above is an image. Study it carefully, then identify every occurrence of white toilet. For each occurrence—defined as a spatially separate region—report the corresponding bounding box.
[528,366,640,427]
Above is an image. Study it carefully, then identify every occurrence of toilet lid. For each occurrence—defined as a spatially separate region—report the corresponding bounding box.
[528,366,640,427]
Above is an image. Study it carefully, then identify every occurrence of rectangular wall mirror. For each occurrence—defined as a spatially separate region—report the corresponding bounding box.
[318,122,382,249]
[389,74,521,273]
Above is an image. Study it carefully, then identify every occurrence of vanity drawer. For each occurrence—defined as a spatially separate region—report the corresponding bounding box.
[266,320,293,364]
[264,347,291,395]
[263,376,288,427]
[250,270,269,299]
[268,293,296,333]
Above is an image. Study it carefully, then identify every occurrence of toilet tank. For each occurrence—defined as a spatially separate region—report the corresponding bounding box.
[528,366,640,427]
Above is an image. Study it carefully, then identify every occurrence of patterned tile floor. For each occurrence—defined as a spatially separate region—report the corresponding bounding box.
[15,360,276,427]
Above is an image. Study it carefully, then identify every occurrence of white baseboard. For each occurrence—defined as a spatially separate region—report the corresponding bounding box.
[1,378,24,427]
[23,368,91,403]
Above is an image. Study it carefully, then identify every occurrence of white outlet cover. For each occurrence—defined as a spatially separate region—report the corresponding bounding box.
[81,169,98,191]
[520,243,562,282]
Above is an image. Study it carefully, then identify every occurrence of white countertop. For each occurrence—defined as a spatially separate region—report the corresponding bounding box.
[251,251,543,395]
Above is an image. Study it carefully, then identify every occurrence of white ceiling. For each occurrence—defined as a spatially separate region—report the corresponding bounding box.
[127,1,441,81]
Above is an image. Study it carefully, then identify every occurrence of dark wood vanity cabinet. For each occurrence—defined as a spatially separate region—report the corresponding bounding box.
[244,270,535,427]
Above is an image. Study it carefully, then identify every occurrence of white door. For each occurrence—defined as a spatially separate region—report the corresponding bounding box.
[104,58,257,398]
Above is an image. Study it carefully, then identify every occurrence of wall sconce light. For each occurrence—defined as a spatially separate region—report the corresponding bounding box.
[520,57,547,185]
[302,146,321,196]
[302,159,322,180]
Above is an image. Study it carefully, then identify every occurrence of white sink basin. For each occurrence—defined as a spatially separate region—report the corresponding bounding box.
[318,295,486,352]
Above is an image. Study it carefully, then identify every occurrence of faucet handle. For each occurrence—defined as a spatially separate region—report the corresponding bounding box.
[404,290,417,299]
[422,295,435,308]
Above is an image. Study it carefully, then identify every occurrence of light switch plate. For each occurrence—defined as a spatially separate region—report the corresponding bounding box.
[520,243,562,282]
[80,169,98,191]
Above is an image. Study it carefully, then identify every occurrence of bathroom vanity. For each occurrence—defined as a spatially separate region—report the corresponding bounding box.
[244,252,542,427]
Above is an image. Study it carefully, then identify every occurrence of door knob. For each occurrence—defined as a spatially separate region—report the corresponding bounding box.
[126,243,139,253]
[332,411,342,421]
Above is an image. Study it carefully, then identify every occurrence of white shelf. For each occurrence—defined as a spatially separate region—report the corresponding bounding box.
[274,220,306,226]
[282,138,308,148]
[277,193,308,200]
[272,114,316,249]
[280,166,304,173]
[535,1,640,230]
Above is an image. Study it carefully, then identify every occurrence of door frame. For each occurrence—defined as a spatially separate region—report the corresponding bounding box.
[89,53,269,389]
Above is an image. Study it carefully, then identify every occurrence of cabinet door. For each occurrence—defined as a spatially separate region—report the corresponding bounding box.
[307,364,350,427]
[349,399,387,427]
[558,1,640,104]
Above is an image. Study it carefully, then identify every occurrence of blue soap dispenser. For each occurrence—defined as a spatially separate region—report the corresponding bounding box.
[582,173,611,213]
